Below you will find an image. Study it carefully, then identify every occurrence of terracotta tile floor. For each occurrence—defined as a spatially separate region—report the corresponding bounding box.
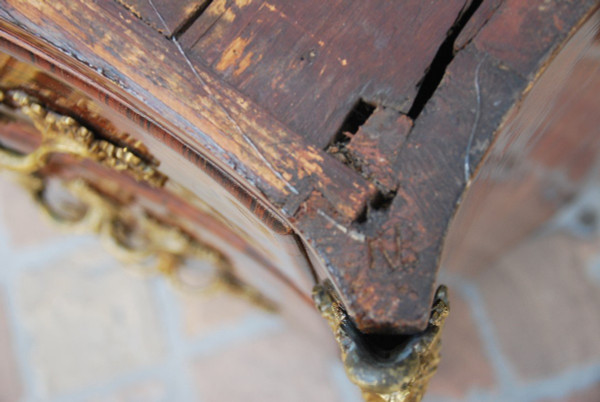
[0,168,599,402]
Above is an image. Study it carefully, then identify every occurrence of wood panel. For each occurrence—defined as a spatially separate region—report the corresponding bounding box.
[0,0,377,221]
[180,0,470,148]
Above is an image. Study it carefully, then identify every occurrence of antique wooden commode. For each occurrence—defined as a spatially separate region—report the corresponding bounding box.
[0,1,598,400]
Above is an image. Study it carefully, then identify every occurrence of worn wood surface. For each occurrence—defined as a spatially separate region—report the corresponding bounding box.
[115,0,210,37]
[180,0,468,148]
[0,0,597,333]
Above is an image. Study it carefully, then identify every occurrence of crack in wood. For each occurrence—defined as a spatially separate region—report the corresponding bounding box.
[170,1,215,39]
[113,0,167,35]
[115,0,213,39]
[408,0,485,119]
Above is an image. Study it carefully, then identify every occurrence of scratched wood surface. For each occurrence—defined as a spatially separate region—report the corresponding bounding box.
[179,0,468,148]
[0,0,597,333]
[115,0,210,37]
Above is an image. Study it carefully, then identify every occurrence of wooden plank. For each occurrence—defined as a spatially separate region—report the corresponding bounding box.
[455,0,504,51]
[115,0,210,37]
[180,0,470,148]
[0,0,376,222]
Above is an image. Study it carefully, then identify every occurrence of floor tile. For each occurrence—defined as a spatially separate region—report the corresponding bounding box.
[16,248,166,397]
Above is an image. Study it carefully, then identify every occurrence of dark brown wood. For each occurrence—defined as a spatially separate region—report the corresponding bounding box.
[115,0,211,37]
[0,0,376,224]
[0,0,597,334]
[180,0,468,148]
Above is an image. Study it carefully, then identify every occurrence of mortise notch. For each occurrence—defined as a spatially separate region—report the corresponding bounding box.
[326,100,412,219]
[327,98,376,149]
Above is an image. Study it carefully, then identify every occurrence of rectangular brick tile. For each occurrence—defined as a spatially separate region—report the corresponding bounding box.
[190,325,345,402]
[86,380,169,402]
[16,247,166,397]
[541,381,600,402]
[0,290,22,401]
[427,288,496,398]
[177,291,262,340]
[476,233,600,381]
[0,175,68,249]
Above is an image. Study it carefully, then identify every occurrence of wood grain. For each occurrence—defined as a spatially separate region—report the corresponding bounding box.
[0,0,597,333]
[180,0,469,148]
[115,0,210,37]
[0,0,376,221]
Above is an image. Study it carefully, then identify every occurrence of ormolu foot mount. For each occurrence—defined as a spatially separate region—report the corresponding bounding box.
[314,283,449,402]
